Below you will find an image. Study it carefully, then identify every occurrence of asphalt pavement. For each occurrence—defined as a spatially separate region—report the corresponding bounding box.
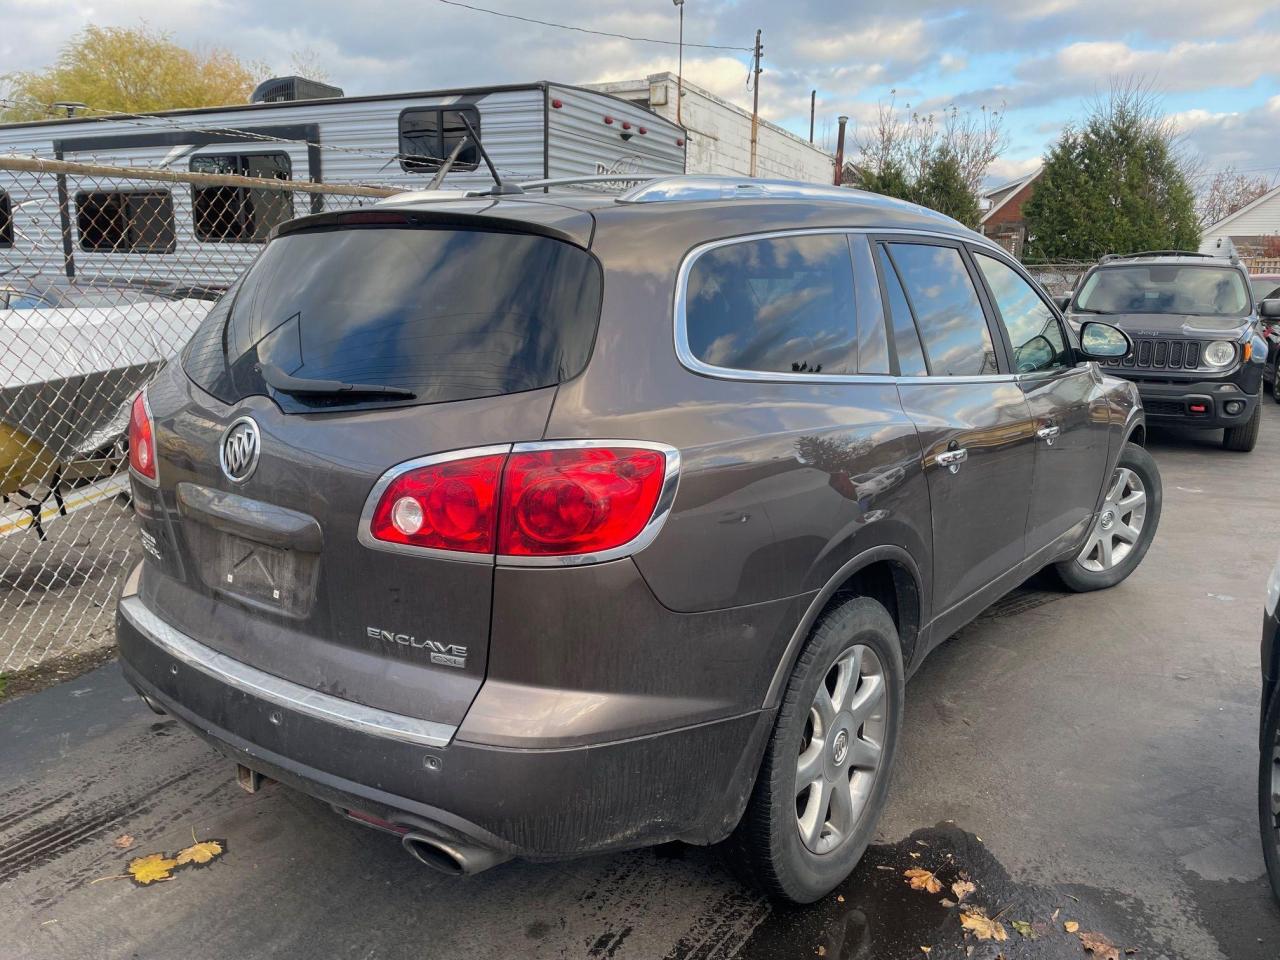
[2,405,1278,960]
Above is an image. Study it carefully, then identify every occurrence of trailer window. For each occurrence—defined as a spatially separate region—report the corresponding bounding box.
[191,152,294,243]
[0,191,12,247]
[399,107,481,172]
[75,190,176,253]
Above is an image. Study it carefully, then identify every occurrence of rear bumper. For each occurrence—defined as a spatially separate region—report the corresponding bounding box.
[1131,379,1259,429]
[116,593,773,860]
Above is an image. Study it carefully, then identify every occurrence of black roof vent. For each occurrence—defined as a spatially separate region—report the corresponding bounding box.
[250,76,344,104]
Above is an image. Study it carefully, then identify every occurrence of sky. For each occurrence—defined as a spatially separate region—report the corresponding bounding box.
[1,0,1277,190]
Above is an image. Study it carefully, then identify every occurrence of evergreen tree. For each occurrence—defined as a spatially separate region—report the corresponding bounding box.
[1023,88,1200,261]
[859,159,914,204]
[915,149,981,228]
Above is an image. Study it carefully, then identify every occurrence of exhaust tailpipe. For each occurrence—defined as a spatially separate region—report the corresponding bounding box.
[401,832,509,876]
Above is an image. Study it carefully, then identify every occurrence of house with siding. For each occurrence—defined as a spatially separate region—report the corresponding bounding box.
[1199,183,1280,267]
[980,168,1041,257]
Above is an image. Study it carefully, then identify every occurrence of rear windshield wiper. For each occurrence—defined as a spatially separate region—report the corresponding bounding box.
[259,362,416,399]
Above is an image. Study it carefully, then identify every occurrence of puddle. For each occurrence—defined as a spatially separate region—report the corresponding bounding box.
[735,823,1169,959]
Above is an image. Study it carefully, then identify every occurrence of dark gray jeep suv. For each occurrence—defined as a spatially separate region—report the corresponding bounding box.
[116,176,1160,903]
[1062,251,1272,452]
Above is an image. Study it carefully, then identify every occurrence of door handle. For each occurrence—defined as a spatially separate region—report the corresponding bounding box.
[936,448,968,473]
[1037,425,1061,445]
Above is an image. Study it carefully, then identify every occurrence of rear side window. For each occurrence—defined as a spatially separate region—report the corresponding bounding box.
[399,108,481,172]
[684,234,858,376]
[75,190,176,253]
[191,152,293,242]
[876,245,927,377]
[182,226,602,411]
[974,253,1070,374]
[887,243,997,377]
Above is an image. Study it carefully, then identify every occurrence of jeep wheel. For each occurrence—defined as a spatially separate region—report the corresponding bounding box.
[1223,404,1261,452]
[1271,359,1280,404]
[730,596,903,903]
[1055,442,1161,593]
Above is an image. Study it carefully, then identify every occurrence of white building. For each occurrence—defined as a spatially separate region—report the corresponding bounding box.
[587,73,835,184]
[1200,182,1280,264]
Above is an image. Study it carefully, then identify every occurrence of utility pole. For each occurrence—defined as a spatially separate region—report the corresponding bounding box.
[673,0,685,126]
[749,29,762,177]
[809,90,815,143]
[834,115,848,186]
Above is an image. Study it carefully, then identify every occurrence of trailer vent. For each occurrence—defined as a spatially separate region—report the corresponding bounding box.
[250,76,344,104]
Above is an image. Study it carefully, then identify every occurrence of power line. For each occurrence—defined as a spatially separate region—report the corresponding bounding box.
[434,0,751,51]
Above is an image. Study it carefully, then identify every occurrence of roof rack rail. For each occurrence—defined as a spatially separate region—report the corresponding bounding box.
[1099,250,1214,262]
[520,174,664,190]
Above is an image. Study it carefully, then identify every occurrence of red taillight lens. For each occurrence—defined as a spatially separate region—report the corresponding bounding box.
[128,392,156,481]
[498,448,667,557]
[369,454,505,553]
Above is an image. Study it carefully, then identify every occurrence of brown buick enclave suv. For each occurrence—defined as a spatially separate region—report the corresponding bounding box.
[117,176,1160,902]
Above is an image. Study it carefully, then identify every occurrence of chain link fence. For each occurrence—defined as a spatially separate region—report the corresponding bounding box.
[0,155,396,673]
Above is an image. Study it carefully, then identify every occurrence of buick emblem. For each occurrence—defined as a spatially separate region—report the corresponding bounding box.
[220,416,261,483]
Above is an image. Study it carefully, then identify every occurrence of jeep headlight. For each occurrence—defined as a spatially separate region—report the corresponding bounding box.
[1203,340,1235,367]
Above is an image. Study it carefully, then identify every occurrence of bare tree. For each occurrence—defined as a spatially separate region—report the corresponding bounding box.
[1199,166,1273,228]
[286,47,332,82]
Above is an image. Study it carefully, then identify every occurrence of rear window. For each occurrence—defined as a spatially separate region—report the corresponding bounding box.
[182,226,602,411]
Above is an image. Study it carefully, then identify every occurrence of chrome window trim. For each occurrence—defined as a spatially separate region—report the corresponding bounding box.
[496,439,682,568]
[356,444,513,564]
[673,226,1016,387]
[128,388,161,489]
[356,439,682,567]
[120,596,457,748]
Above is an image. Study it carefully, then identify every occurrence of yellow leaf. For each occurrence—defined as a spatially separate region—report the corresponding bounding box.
[1010,919,1036,939]
[816,947,826,957]
[175,839,224,866]
[1064,920,1080,933]
[959,907,1008,942]
[128,853,178,886]
[920,947,932,955]
[904,868,943,894]
[951,879,976,902]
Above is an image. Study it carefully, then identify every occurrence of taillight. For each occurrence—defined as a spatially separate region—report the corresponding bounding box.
[363,443,677,562]
[368,453,505,554]
[128,391,157,484]
[498,447,667,557]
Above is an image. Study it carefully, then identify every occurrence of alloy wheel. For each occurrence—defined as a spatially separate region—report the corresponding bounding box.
[1270,717,1280,865]
[795,644,887,855]
[1078,466,1147,572]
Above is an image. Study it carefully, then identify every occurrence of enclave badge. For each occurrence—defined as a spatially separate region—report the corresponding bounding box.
[220,416,261,483]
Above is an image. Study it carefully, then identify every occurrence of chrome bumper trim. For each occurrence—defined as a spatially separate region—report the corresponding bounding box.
[119,596,456,748]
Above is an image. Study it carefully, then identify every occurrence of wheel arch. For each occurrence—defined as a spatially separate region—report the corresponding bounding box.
[763,545,924,709]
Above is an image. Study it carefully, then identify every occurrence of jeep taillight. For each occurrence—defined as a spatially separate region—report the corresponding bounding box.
[128,391,157,484]
[363,443,678,562]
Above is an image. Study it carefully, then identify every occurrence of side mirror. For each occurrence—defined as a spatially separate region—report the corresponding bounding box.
[1078,321,1131,361]
[1260,298,1280,319]
[1054,294,1072,312]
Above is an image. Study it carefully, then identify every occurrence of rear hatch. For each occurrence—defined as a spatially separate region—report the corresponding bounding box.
[136,206,601,730]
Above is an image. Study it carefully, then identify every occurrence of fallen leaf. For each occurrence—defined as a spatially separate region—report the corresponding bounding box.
[920,948,932,955]
[959,907,1008,942]
[1078,931,1121,960]
[951,879,976,902]
[127,853,178,886]
[113,834,135,850]
[1064,920,1080,933]
[910,851,922,859]
[1010,919,1036,939]
[1052,908,1060,921]
[816,947,826,957]
[904,868,943,894]
[175,839,224,867]
[836,895,844,903]
[915,840,929,847]
[940,898,957,908]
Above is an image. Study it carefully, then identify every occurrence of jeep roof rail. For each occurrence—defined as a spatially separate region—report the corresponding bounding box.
[1099,250,1215,263]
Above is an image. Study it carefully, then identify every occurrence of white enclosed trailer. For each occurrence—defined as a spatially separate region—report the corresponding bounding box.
[0,81,686,284]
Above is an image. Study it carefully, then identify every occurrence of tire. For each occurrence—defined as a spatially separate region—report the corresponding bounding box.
[1261,687,1280,906]
[1055,441,1161,593]
[730,596,904,903]
[1270,359,1280,404]
[1223,403,1261,452]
